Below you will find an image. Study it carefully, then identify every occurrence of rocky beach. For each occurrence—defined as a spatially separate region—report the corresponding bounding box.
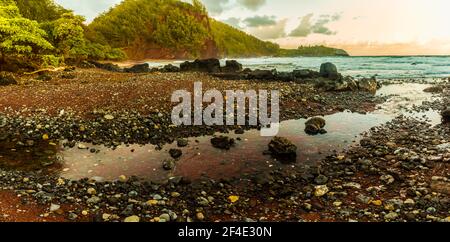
[0,59,449,222]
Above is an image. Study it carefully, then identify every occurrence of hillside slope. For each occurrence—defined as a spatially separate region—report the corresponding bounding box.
[87,0,348,60]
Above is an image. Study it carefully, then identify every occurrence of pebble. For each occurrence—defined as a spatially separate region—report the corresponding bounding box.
[104,114,115,120]
[314,175,328,185]
[87,196,101,205]
[68,213,78,220]
[196,212,205,221]
[384,212,398,221]
[124,215,140,223]
[171,192,181,198]
[314,185,329,197]
[380,175,395,184]
[333,201,342,207]
[404,198,415,206]
[49,204,60,212]
[159,213,171,222]
[87,188,97,195]
[356,194,373,204]
[343,182,362,189]
[118,175,127,182]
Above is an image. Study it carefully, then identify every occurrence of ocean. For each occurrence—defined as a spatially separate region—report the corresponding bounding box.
[147,56,450,80]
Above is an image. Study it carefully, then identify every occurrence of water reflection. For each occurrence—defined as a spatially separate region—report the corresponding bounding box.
[0,83,443,181]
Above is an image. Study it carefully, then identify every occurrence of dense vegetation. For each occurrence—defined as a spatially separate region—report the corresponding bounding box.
[277,45,349,57]
[87,0,212,59]
[210,19,280,57]
[0,0,349,71]
[0,0,125,71]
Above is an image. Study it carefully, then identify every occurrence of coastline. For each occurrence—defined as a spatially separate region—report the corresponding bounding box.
[0,62,449,222]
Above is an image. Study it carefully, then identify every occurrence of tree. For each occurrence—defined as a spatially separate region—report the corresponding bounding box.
[14,0,69,22]
[51,12,86,59]
[0,0,53,62]
[153,7,208,53]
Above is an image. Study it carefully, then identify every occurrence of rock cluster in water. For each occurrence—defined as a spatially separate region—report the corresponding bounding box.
[90,59,381,94]
[304,117,327,135]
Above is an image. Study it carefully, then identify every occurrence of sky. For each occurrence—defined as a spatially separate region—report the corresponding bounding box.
[54,0,450,56]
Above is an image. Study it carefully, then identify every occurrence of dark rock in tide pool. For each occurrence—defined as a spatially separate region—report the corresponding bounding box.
[320,62,339,79]
[180,59,221,73]
[211,136,235,150]
[124,63,150,73]
[177,138,188,147]
[442,108,450,123]
[163,159,176,170]
[222,60,243,72]
[268,137,297,163]
[169,149,182,159]
[305,117,326,135]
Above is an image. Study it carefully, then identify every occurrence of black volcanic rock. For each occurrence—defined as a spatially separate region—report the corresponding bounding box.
[124,63,150,73]
[268,137,297,163]
[180,59,221,73]
[222,60,243,72]
[320,62,339,79]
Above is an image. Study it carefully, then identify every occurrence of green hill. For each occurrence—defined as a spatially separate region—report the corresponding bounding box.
[2,0,348,69]
[87,0,348,60]
[14,0,69,22]
[277,45,349,57]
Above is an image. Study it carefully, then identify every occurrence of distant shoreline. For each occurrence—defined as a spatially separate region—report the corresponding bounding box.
[111,55,450,67]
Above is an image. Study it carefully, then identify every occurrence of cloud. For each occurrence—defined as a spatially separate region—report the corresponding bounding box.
[289,13,314,37]
[237,0,267,11]
[201,0,229,15]
[223,17,242,29]
[248,19,287,40]
[289,13,341,37]
[243,15,276,27]
[54,0,122,22]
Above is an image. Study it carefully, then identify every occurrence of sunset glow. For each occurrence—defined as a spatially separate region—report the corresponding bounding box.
[54,0,450,56]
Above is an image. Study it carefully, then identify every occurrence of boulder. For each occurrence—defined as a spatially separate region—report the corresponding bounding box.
[305,117,326,135]
[0,74,18,86]
[268,137,297,163]
[180,59,221,73]
[169,149,182,159]
[442,108,450,123]
[90,61,122,72]
[276,72,295,81]
[211,136,235,150]
[358,77,378,94]
[320,62,339,79]
[161,64,180,72]
[222,60,243,72]
[247,69,277,80]
[332,76,358,92]
[124,63,150,73]
[293,69,318,79]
